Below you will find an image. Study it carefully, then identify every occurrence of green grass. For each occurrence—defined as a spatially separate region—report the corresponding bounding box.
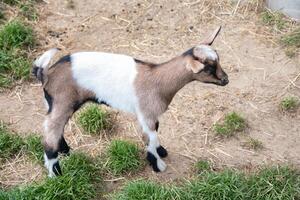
[113,180,178,200]
[0,152,102,200]
[280,96,299,111]
[213,112,246,137]
[281,28,300,57]
[183,170,246,200]
[246,166,300,200]
[19,0,38,21]
[0,121,44,162]
[0,20,34,50]
[77,104,112,135]
[0,49,31,87]
[0,121,24,160]
[244,137,263,151]
[261,9,286,31]
[113,166,300,200]
[107,140,142,175]
[2,0,39,21]
[24,134,44,162]
[195,160,211,173]
[261,9,300,58]
[281,28,300,48]
[0,19,34,88]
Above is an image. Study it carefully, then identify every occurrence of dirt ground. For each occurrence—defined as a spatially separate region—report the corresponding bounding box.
[0,0,300,189]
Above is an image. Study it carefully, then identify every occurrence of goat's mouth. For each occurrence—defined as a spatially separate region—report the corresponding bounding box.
[203,77,229,86]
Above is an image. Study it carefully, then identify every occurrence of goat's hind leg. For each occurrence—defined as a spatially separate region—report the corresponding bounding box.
[43,107,72,177]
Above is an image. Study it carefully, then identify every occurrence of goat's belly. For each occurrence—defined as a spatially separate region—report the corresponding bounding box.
[98,92,136,113]
[70,51,138,114]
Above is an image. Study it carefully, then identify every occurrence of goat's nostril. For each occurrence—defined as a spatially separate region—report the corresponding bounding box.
[221,77,229,85]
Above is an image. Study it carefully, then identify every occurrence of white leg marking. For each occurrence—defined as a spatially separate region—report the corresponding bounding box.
[44,153,58,177]
[137,112,166,172]
[43,99,49,111]
[147,132,167,172]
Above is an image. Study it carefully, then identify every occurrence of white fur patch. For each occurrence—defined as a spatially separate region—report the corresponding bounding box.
[196,45,218,61]
[34,48,59,69]
[71,52,138,113]
[44,153,58,177]
[43,99,49,111]
[137,111,166,171]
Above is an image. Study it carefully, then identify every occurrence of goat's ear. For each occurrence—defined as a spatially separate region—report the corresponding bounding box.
[186,60,203,73]
[201,26,221,45]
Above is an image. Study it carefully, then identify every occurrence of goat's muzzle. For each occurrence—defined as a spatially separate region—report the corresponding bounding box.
[219,76,229,86]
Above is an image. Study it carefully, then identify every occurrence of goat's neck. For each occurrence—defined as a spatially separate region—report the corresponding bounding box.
[155,56,193,103]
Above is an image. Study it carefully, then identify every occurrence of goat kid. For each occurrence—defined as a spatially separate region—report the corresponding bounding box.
[33,26,228,177]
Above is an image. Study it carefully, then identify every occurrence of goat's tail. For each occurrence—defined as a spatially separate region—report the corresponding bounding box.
[32,48,60,82]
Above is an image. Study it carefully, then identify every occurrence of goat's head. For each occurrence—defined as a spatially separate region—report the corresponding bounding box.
[185,26,229,86]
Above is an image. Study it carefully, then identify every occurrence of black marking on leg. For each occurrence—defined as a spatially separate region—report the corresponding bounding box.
[53,161,62,176]
[155,121,159,131]
[45,149,58,159]
[157,145,168,158]
[58,137,70,155]
[146,152,160,172]
[43,89,53,114]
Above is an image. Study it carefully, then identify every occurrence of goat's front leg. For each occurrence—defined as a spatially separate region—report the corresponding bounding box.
[138,117,167,172]
[154,121,168,158]
[43,107,72,177]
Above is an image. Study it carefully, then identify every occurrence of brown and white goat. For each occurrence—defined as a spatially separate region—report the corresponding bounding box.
[33,26,228,177]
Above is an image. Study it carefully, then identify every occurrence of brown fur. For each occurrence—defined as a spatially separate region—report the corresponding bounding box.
[43,61,95,151]
[135,55,194,124]
[134,51,227,129]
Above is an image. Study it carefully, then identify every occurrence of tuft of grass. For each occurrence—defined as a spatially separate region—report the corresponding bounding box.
[113,180,179,200]
[246,166,300,200]
[19,0,38,21]
[213,112,246,137]
[0,49,31,87]
[0,121,24,160]
[77,104,112,135]
[195,160,211,173]
[280,96,299,111]
[0,20,34,50]
[261,9,286,31]
[107,140,142,175]
[24,134,44,162]
[281,28,300,48]
[1,152,102,200]
[114,166,300,200]
[183,170,246,200]
[281,28,300,57]
[244,138,263,151]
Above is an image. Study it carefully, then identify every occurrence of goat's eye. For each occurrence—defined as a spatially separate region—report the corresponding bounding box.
[203,65,216,74]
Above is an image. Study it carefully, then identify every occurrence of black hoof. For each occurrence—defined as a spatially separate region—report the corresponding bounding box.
[146,152,161,172]
[157,146,168,158]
